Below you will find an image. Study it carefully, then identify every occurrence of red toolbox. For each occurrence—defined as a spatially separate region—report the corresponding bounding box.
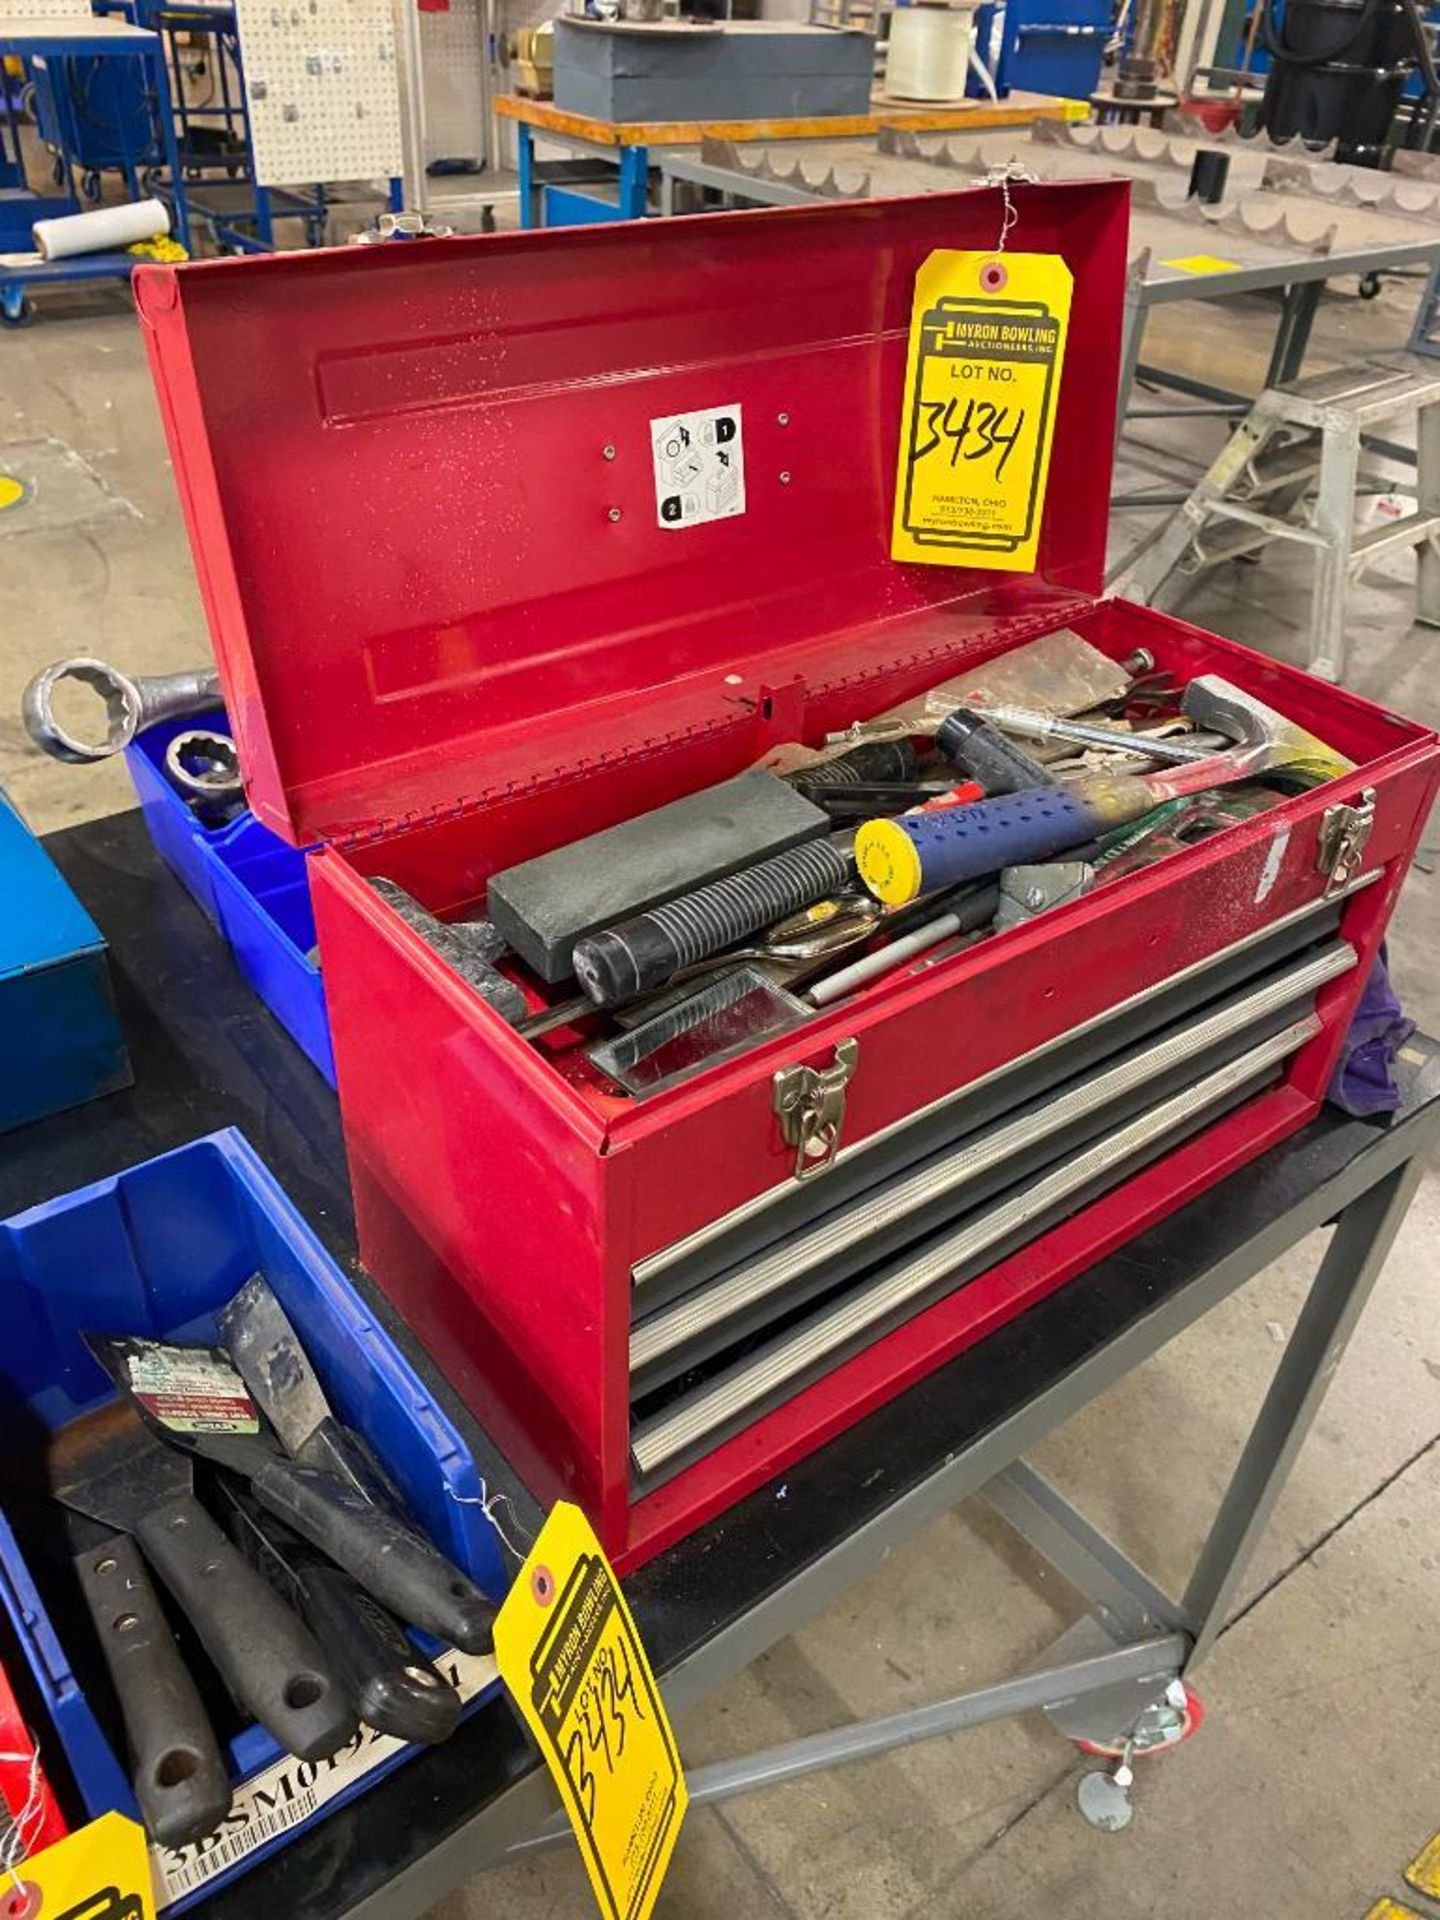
[136,183,1440,1570]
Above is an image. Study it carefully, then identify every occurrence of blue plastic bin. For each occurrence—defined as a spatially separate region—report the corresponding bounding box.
[0,788,132,1131]
[0,1128,505,1904]
[125,714,335,1085]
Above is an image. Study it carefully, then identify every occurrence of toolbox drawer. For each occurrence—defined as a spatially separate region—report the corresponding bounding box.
[134,184,1440,1568]
[627,918,1353,1478]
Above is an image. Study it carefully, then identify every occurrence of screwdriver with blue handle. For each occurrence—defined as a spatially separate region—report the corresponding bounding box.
[855,676,1352,907]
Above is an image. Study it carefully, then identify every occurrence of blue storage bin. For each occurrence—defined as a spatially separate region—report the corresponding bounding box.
[125,714,335,1085]
[0,788,132,1131]
[0,1509,132,1820]
[0,1128,505,1905]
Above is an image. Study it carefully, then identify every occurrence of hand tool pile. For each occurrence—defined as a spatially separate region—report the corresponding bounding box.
[379,633,1352,1100]
[1,1276,492,1850]
[19,635,1354,1103]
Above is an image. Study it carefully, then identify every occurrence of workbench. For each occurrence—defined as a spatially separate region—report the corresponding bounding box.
[9,806,1438,1917]
[654,121,1440,476]
[492,90,1086,228]
[0,15,190,326]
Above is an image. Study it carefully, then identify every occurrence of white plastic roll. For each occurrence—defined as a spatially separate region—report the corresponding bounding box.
[33,199,170,263]
[885,4,976,101]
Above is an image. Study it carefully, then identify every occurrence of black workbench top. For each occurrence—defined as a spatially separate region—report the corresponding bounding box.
[8,809,1440,1920]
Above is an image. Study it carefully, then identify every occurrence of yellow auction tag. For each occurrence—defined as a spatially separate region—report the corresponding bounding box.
[7,1811,154,1920]
[891,249,1073,572]
[494,1504,686,1920]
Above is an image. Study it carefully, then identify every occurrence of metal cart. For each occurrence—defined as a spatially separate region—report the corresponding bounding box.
[9,806,1436,1916]
[139,0,349,253]
[0,14,189,326]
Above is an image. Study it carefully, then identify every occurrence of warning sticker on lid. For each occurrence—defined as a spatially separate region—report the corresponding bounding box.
[126,1345,260,1434]
[652,404,745,530]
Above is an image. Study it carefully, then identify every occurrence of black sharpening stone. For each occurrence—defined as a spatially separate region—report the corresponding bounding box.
[488,772,831,984]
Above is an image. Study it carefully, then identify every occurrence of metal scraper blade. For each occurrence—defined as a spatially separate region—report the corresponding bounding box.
[46,1397,194,1531]
[219,1277,403,1511]
[219,1274,330,1455]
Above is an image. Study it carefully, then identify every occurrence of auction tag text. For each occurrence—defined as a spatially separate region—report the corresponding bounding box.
[494,1503,686,1920]
[892,249,1073,572]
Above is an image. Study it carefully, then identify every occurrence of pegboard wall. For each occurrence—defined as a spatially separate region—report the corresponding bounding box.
[235,0,404,186]
[0,0,93,19]
[419,0,487,165]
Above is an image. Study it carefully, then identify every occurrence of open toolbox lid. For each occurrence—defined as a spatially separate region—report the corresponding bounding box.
[135,183,1129,850]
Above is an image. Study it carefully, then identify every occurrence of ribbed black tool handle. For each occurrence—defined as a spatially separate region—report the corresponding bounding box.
[76,1532,233,1848]
[295,1560,463,1745]
[786,742,918,801]
[224,1488,462,1746]
[251,1458,496,1655]
[573,837,855,1008]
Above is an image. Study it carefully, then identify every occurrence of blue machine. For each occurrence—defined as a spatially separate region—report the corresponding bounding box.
[969,0,1112,98]
[18,0,388,260]
[0,787,132,1130]
[1223,0,1440,97]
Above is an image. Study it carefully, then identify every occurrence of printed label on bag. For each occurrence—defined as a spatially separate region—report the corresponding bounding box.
[152,1649,498,1904]
[891,251,1072,573]
[495,1504,686,1920]
[651,404,744,529]
[125,1347,259,1434]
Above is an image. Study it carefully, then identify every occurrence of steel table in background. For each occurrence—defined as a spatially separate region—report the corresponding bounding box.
[8,808,1438,1917]
[493,90,1085,229]
[0,15,190,325]
[656,120,1440,477]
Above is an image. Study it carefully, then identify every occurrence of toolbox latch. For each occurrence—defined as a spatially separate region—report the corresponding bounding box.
[1317,787,1376,896]
[774,1040,860,1182]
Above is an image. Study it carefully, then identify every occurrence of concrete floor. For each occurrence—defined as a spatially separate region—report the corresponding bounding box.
[4,258,1440,1920]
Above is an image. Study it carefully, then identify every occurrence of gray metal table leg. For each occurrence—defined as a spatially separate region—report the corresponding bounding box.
[982,1462,1185,1639]
[1416,390,1440,627]
[507,1634,1189,1854]
[1113,264,1149,460]
[1308,414,1361,682]
[1266,279,1325,389]
[1180,1158,1427,1671]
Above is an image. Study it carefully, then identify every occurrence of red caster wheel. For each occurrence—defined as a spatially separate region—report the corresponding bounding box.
[1072,1682,1204,1761]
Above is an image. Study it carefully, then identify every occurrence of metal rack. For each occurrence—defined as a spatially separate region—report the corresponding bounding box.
[138,0,389,253]
[0,12,190,324]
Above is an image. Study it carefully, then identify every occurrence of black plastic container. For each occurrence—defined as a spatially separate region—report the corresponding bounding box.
[1260,0,1416,159]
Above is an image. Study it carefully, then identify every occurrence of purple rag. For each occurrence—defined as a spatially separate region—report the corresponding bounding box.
[1327,946,1414,1117]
